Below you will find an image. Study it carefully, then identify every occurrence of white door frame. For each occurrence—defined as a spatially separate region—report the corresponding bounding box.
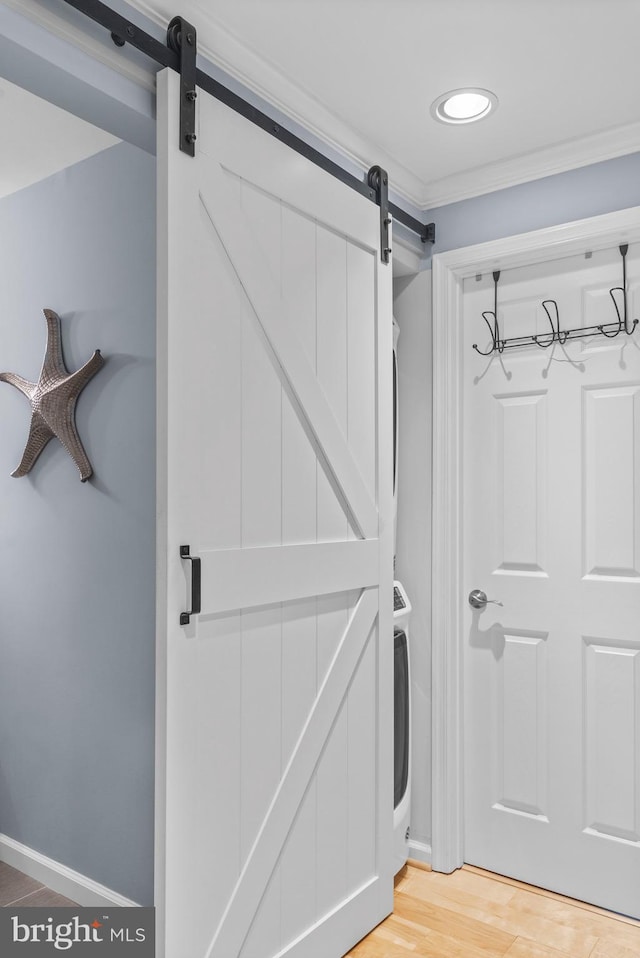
[431,203,640,874]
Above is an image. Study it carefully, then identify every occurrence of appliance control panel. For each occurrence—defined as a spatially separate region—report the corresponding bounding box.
[393,580,412,619]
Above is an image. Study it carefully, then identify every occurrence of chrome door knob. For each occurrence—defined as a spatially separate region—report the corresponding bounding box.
[468,589,503,610]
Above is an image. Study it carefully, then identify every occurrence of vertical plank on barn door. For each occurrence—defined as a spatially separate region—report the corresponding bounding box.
[315,225,351,918]
[346,242,377,887]
[238,177,284,957]
[239,185,322,958]
[279,207,319,948]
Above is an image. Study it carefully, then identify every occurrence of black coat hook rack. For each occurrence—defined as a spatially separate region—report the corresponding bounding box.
[472,245,639,355]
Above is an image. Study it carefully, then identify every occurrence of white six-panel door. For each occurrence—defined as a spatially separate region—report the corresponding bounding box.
[463,247,640,917]
[156,69,393,958]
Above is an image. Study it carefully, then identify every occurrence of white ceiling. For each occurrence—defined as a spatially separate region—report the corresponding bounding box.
[0,77,119,199]
[125,0,640,209]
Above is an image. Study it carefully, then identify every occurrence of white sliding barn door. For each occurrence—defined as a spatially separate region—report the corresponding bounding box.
[156,69,393,958]
[463,247,640,917]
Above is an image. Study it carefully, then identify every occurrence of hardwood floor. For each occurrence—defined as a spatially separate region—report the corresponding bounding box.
[4,857,637,956]
[346,863,640,958]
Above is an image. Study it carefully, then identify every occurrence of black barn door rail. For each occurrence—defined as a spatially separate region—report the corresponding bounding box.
[61,0,436,252]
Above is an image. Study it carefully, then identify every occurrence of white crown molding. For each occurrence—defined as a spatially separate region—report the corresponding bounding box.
[1,0,155,92]
[0,833,139,907]
[132,0,640,211]
[12,0,640,212]
[125,1,640,211]
[125,0,427,206]
[419,120,640,210]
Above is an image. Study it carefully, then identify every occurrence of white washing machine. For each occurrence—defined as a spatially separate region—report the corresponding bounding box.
[393,580,411,873]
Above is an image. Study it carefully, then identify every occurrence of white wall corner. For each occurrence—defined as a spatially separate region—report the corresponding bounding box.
[392,230,426,277]
[407,841,432,868]
[393,269,434,869]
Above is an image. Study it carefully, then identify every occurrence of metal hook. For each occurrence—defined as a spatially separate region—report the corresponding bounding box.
[606,244,639,337]
[602,288,623,337]
[534,300,565,347]
[473,271,502,355]
[473,311,500,355]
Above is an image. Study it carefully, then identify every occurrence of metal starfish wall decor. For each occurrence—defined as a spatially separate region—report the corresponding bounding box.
[0,309,105,482]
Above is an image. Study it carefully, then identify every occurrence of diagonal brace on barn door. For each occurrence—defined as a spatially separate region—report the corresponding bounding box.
[197,158,379,541]
[204,588,379,958]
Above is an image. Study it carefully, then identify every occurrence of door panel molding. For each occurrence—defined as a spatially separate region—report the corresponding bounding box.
[431,204,640,873]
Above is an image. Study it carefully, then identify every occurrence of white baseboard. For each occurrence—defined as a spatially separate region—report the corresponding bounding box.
[407,839,432,867]
[0,834,139,908]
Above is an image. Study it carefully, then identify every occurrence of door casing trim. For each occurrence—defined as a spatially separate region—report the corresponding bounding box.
[431,203,640,873]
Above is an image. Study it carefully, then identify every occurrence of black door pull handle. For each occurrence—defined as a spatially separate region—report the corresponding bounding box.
[179,545,201,625]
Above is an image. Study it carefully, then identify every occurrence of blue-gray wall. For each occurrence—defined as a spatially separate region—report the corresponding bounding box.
[0,140,156,905]
[425,150,640,256]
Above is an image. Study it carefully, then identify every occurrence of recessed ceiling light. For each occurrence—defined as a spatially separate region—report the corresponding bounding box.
[431,88,498,125]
